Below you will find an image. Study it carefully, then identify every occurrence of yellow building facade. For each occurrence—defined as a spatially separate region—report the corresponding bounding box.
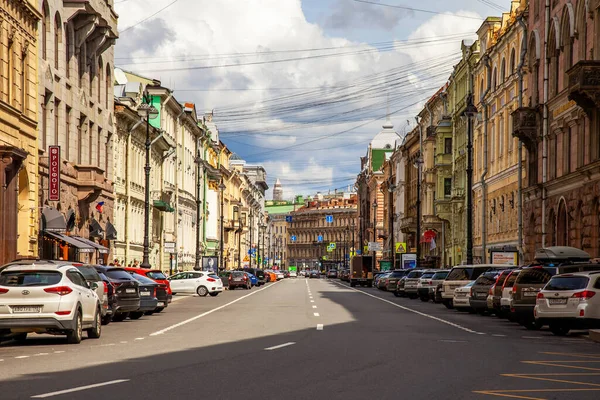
[0,0,41,264]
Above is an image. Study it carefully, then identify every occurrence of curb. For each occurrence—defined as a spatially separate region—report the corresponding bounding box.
[590,330,600,343]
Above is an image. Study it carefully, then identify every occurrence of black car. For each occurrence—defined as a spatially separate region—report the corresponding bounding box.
[309,270,320,279]
[130,273,161,317]
[326,270,338,278]
[96,271,116,324]
[94,266,141,322]
[244,268,266,286]
[74,264,112,324]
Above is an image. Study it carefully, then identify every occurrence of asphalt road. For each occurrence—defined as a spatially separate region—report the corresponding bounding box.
[1,277,600,400]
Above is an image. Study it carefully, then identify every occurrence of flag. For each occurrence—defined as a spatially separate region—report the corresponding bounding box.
[96,201,105,213]
[430,237,437,251]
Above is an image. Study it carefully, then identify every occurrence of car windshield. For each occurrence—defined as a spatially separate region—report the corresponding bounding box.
[77,266,101,281]
[447,267,491,281]
[147,271,167,280]
[545,276,590,291]
[106,269,135,281]
[0,270,62,286]
[432,272,449,280]
[407,270,423,278]
[130,272,157,284]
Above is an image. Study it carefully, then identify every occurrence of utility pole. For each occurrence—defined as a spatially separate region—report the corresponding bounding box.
[464,93,477,265]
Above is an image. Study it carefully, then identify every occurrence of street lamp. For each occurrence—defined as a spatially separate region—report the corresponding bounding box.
[372,201,378,269]
[235,206,243,270]
[345,225,350,269]
[137,91,159,269]
[387,182,396,269]
[219,180,226,272]
[194,146,204,271]
[260,224,266,268]
[463,93,477,265]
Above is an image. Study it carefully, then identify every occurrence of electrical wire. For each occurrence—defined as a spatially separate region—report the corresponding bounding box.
[120,0,180,33]
[351,0,484,21]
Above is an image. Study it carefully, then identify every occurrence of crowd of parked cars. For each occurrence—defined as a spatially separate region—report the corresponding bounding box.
[347,247,600,336]
[0,259,295,345]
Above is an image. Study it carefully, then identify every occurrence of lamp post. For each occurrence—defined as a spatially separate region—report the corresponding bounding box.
[137,90,159,269]
[249,209,253,269]
[236,207,243,270]
[194,146,203,271]
[388,182,396,269]
[372,201,378,269]
[463,93,477,265]
[351,219,356,259]
[260,224,266,268]
[218,180,226,272]
[345,225,350,269]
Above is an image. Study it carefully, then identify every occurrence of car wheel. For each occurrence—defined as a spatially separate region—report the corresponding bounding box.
[196,286,209,297]
[393,291,401,297]
[443,300,454,309]
[112,312,128,322]
[66,310,83,344]
[209,292,219,297]
[101,314,112,326]
[129,311,144,320]
[155,307,164,313]
[13,333,27,342]
[550,324,570,336]
[87,308,102,339]
[144,311,155,315]
[525,319,542,330]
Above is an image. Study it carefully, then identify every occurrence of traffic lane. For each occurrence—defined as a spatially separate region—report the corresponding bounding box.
[0,283,277,363]
[332,280,592,341]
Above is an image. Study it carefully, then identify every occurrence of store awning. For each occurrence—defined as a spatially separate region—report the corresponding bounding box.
[44,231,95,253]
[72,236,109,254]
[89,219,104,239]
[105,222,117,240]
[41,207,66,233]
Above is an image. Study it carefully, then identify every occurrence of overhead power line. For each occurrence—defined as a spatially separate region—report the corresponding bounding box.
[351,0,484,21]
[120,0,180,33]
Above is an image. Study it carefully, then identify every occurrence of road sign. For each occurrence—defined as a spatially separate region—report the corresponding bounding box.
[285,215,293,222]
[368,242,382,252]
[164,242,176,254]
[395,242,407,254]
[243,255,249,262]
[291,235,297,242]
[326,244,333,252]
[325,215,333,223]
[329,242,336,250]
[317,235,323,242]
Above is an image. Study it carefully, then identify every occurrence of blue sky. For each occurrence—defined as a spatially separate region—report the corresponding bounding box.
[114,0,515,199]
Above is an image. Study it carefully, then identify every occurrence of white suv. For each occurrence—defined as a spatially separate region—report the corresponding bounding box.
[0,262,102,344]
[535,271,600,336]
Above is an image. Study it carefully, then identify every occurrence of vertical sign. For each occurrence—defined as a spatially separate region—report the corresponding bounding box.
[48,145,61,201]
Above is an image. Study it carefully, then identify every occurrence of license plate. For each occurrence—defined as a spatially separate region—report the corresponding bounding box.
[140,291,150,296]
[549,298,567,305]
[477,293,487,298]
[126,288,136,294]
[524,292,538,297]
[157,302,164,307]
[12,305,41,313]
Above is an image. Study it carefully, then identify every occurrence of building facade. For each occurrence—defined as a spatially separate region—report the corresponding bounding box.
[37,0,118,263]
[0,0,41,264]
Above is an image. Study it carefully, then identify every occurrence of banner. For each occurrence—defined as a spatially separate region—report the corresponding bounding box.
[48,146,61,201]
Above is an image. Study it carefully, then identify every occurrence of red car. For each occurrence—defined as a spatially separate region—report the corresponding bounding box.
[125,267,172,304]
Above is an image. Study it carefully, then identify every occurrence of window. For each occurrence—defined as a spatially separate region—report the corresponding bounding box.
[54,98,60,146]
[78,44,85,88]
[98,58,103,104]
[444,137,452,154]
[42,94,48,150]
[516,268,552,285]
[65,24,71,78]
[444,178,451,197]
[500,58,506,83]
[65,106,71,160]
[54,13,61,70]
[490,122,495,162]
[499,114,504,157]
[7,39,13,104]
[67,270,87,287]
[510,48,516,75]
[492,67,497,89]
[42,2,48,60]
[21,49,27,112]
[106,65,111,108]
[89,121,94,164]
[565,127,572,174]
[77,115,85,164]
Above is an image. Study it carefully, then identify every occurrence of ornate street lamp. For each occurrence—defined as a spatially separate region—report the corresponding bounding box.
[137,90,159,269]
[219,180,226,271]
[372,201,378,268]
[463,93,477,265]
[260,224,266,268]
[194,145,204,271]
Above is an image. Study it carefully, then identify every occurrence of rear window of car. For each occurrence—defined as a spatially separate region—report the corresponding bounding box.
[407,270,423,278]
[106,269,135,280]
[77,266,101,281]
[503,271,520,288]
[130,273,156,284]
[390,271,406,278]
[432,272,449,280]
[232,272,244,277]
[517,268,553,285]
[421,272,435,279]
[545,276,590,291]
[147,271,167,280]
[475,273,497,286]
[208,274,219,279]
[0,270,62,286]
[447,268,473,281]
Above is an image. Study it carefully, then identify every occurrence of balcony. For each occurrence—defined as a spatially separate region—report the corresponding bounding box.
[452,187,465,199]
[511,107,538,153]
[399,216,415,232]
[567,61,600,116]
[152,191,174,212]
[75,165,111,202]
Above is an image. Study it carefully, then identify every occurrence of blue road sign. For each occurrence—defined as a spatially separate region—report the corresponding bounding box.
[317,235,323,242]
[291,235,297,242]
[285,215,293,222]
[325,215,333,223]
[251,248,257,255]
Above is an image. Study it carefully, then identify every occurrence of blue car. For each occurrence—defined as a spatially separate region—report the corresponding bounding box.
[246,273,259,287]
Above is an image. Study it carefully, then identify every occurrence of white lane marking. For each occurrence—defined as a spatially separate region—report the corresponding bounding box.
[53,351,65,354]
[264,342,296,351]
[151,281,279,336]
[170,296,190,302]
[331,281,485,335]
[313,313,320,317]
[0,359,4,362]
[312,305,317,308]
[316,324,324,330]
[34,353,49,356]
[439,339,467,343]
[310,300,314,302]
[15,356,30,359]
[522,336,544,339]
[134,337,145,341]
[100,343,116,347]
[492,334,507,337]
[31,379,130,398]
[120,341,128,344]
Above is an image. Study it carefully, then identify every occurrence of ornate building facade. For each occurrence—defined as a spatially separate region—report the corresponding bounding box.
[0,0,41,264]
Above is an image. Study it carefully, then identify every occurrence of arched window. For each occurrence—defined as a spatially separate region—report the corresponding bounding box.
[548,23,560,96]
[576,0,587,61]
[492,66,498,89]
[54,13,62,70]
[548,208,557,247]
[557,201,568,246]
[479,78,484,100]
[42,2,49,60]
[500,58,506,83]
[105,64,111,109]
[509,48,516,74]
[561,7,574,79]
[98,57,103,104]
[529,35,539,105]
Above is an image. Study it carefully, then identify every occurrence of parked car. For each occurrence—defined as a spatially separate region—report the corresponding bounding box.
[427,270,450,303]
[386,270,409,292]
[340,269,350,281]
[453,281,476,312]
[228,271,252,290]
[512,263,600,329]
[96,271,116,325]
[327,270,338,279]
[129,272,168,314]
[125,267,172,304]
[376,272,392,290]
[500,269,522,321]
[265,270,277,282]
[488,269,515,317]
[416,270,437,301]
[125,272,160,319]
[94,266,141,322]
[534,271,600,335]
[469,271,503,314]
[289,270,298,278]
[441,265,499,309]
[169,271,224,296]
[0,262,102,344]
[373,271,388,288]
[244,268,266,286]
[309,270,320,279]
[405,270,429,299]
[72,264,110,324]
[393,276,408,297]
[246,273,259,287]
[275,271,285,280]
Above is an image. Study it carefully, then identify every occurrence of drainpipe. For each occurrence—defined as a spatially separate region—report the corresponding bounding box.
[542,0,550,247]
[481,56,491,263]
[516,15,527,263]
[127,119,143,264]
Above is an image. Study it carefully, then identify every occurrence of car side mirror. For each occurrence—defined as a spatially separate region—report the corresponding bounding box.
[90,282,99,290]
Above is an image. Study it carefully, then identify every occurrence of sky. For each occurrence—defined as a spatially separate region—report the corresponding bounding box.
[113,0,514,199]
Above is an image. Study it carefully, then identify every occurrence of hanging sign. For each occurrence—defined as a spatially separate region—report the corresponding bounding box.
[48,146,61,201]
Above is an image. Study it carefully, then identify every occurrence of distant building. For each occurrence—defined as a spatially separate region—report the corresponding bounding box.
[273,178,283,201]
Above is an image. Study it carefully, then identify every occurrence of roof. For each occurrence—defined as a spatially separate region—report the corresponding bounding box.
[265,204,297,215]
[370,119,399,149]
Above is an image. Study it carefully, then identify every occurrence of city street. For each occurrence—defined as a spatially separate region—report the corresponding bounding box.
[1,277,599,400]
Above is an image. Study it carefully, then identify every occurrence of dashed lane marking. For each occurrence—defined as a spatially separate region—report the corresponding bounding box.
[15,356,30,359]
[331,280,485,335]
[492,334,507,337]
[310,300,314,303]
[312,305,317,308]
[264,342,295,351]
[31,379,130,398]
[313,313,320,317]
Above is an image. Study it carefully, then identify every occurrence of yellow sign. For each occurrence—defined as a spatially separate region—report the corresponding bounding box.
[364,245,369,253]
[329,242,336,249]
[243,255,249,262]
[395,242,407,253]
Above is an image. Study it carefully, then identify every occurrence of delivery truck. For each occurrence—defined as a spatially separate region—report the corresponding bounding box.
[350,256,374,287]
